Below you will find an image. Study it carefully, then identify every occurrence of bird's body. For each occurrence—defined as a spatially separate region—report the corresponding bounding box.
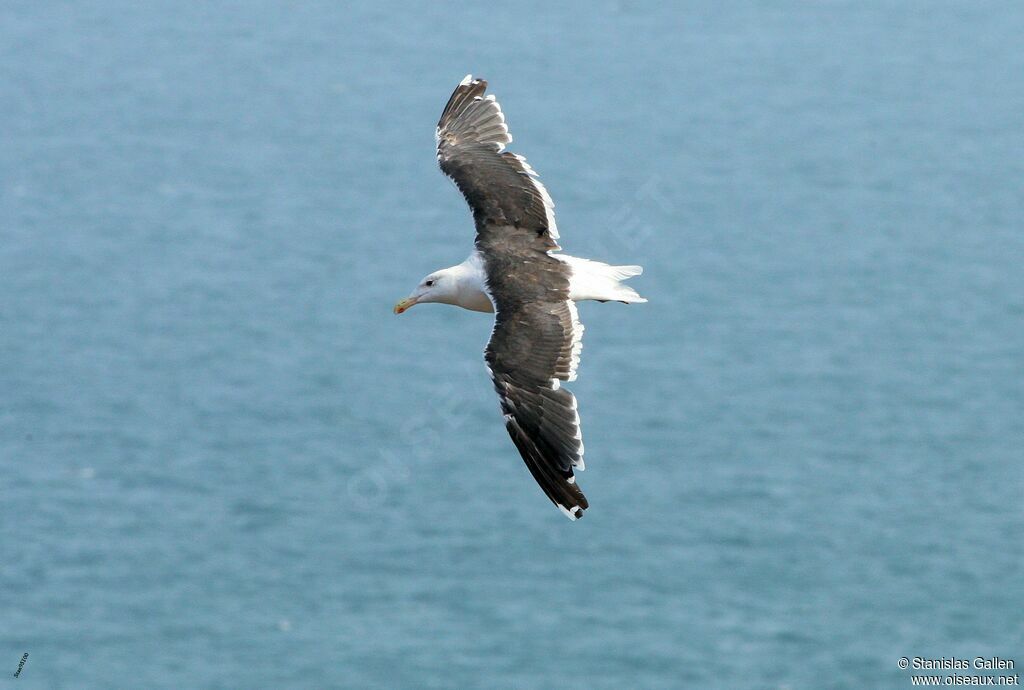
[420,250,646,314]
[395,76,646,520]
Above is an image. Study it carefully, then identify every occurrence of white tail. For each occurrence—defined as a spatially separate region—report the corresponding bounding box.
[555,255,648,304]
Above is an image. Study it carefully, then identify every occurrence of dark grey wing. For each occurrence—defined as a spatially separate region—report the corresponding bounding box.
[484,258,588,520]
[436,75,560,250]
[437,75,588,519]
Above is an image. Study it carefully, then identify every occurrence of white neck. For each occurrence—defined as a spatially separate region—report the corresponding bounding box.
[447,252,494,313]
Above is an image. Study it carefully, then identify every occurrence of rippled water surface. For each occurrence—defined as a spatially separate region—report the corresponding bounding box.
[2,2,1022,688]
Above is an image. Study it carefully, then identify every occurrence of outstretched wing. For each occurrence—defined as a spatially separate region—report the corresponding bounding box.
[436,75,560,249]
[485,283,588,520]
[436,75,588,519]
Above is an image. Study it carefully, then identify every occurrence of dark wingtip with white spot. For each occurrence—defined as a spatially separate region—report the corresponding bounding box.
[436,75,512,153]
[557,504,585,521]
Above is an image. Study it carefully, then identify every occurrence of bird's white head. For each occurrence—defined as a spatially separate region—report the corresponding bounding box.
[393,268,459,314]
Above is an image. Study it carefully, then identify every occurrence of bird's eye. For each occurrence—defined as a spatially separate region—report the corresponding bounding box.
[425,280,435,287]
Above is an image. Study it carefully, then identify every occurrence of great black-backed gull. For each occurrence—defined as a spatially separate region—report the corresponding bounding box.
[394,76,646,520]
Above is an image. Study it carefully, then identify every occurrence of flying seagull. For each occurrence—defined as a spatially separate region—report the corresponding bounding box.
[394,75,646,520]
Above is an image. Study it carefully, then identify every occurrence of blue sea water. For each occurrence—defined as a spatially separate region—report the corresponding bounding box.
[2,2,1023,688]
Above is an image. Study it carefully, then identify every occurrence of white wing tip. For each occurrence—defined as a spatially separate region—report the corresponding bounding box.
[460,74,473,86]
[557,504,584,521]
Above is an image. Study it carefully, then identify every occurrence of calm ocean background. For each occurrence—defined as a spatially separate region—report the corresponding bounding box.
[2,2,1022,688]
